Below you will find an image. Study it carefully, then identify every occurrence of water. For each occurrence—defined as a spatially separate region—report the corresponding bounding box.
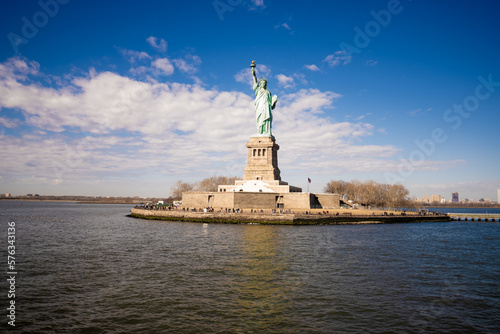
[1,201,499,333]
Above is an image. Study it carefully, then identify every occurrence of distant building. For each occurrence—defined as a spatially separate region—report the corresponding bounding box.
[422,195,431,203]
[452,192,459,203]
[432,194,444,203]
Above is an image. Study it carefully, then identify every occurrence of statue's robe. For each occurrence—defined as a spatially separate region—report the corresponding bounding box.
[253,82,273,136]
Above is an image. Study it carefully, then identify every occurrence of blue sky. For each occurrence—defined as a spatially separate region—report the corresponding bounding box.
[0,0,499,200]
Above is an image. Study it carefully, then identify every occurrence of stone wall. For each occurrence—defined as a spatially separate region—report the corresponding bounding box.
[233,192,278,209]
[131,208,292,222]
[315,193,340,209]
[182,190,340,210]
[182,191,235,208]
[282,192,313,209]
[130,208,451,224]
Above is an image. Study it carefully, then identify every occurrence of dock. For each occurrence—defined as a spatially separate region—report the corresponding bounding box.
[448,213,500,222]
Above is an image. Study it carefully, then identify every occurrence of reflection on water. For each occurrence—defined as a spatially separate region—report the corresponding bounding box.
[0,201,499,333]
[232,226,291,332]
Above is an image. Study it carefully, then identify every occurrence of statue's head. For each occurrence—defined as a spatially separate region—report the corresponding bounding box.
[259,78,267,88]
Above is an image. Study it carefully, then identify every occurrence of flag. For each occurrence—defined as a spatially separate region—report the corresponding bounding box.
[308,178,311,183]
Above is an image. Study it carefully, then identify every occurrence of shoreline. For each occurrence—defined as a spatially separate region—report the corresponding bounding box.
[129,208,451,225]
[0,199,142,204]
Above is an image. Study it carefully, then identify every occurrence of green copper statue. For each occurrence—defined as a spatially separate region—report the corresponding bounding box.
[251,60,278,137]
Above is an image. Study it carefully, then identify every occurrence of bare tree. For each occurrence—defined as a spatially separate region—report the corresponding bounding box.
[324,179,412,208]
[388,184,411,208]
[198,175,239,192]
[171,176,240,199]
[324,180,351,199]
[171,180,195,200]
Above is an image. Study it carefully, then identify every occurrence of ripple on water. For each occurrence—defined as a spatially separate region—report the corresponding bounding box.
[1,202,499,333]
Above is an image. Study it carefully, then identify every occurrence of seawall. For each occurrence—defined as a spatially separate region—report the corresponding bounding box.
[129,208,451,225]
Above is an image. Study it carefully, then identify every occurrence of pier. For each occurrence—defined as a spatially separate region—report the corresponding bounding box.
[448,213,500,222]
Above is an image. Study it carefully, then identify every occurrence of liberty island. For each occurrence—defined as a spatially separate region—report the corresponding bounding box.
[130,61,450,224]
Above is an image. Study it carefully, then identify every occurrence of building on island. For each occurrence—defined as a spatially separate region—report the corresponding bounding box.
[452,192,459,203]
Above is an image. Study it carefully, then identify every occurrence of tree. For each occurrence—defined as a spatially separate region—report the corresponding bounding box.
[324,180,351,199]
[171,175,240,199]
[171,180,195,200]
[324,179,412,208]
[198,175,239,192]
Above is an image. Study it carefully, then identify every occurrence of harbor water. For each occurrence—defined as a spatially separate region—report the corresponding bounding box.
[1,201,499,333]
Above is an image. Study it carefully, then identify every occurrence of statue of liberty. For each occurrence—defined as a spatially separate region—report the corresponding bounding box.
[251,61,278,137]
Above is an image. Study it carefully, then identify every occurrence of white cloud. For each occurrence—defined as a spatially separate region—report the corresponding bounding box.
[118,48,151,64]
[275,22,292,32]
[279,89,341,114]
[123,51,201,81]
[0,117,22,128]
[151,58,174,76]
[323,50,351,67]
[128,66,150,77]
[293,73,308,85]
[250,0,265,9]
[304,64,320,71]
[275,74,294,88]
[271,89,403,173]
[146,36,167,53]
[366,59,378,66]
[173,55,202,75]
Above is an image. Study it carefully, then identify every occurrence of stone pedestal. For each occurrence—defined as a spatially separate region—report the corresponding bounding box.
[243,136,281,181]
[218,136,301,194]
[182,133,341,209]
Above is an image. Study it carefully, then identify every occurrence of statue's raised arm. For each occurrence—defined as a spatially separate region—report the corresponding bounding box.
[251,60,258,86]
[250,61,277,138]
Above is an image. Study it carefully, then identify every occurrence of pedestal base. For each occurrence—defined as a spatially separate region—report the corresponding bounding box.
[243,136,281,181]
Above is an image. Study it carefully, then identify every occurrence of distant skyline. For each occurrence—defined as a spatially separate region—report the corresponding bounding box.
[1,0,499,199]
